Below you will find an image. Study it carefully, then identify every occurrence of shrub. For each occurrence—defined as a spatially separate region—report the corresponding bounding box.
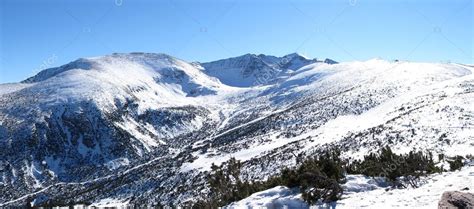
[347,146,442,188]
[202,146,447,207]
[447,156,464,171]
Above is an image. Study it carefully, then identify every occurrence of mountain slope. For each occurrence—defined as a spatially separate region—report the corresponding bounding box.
[0,52,232,198]
[184,60,473,175]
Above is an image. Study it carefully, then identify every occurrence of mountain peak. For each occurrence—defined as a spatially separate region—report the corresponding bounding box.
[22,52,185,83]
[282,52,310,60]
[323,58,338,64]
[200,53,328,87]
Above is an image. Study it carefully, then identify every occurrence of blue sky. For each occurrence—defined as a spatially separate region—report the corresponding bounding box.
[0,0,472,83]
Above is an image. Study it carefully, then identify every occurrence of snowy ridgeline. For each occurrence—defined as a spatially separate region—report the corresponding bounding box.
[225,166,474,209]
[0,52,473,207]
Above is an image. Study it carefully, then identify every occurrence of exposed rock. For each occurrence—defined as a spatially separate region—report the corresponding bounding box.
[438,191,474,209]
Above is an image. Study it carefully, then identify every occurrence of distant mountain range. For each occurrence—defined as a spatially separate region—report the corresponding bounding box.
[0,52,472,207]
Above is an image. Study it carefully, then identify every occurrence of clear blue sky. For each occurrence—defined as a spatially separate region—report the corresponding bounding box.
[0,0,472,83]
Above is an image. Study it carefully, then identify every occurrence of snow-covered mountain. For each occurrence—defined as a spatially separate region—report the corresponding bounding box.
[200,53,328,87]
[0,52,231,196]
[0,52,472,207]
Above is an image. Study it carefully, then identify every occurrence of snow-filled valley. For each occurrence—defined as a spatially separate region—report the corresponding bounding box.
[0,52,472,207]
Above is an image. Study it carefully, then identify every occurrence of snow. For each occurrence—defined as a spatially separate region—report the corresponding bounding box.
[342,175,389,193]
[182,128,302,172]
[0,155,169,207]
[24,161,44,189]
[181,59,474,171]
[224,186,309,209]
[226,166,474,209]
[0,83,33,96]
[105,158,130,171]
[337,166,474,208]
[115,118,162,151]
[291,61,474,157]
[89,197,130,207]
[201,53,317,87]
[14,53,236,113]
[44,156,61,177]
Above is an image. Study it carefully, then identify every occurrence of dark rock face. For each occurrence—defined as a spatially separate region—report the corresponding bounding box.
[438,191,474,209]
[323,58,338,64]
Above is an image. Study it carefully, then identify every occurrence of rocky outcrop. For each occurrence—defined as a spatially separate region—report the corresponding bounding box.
[438,191,474,209]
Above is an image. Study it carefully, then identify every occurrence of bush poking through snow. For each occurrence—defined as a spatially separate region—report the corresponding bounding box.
[347,146,442,188]
[201,158,264,208]
[200,147,456,207]
[201,149,345,207]
[277,149,345,204]
[447,155,464,171]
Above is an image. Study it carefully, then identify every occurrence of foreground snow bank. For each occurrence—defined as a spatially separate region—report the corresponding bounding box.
[224,186,309,209]
[225,166,474,209]
[342,175,389,193]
